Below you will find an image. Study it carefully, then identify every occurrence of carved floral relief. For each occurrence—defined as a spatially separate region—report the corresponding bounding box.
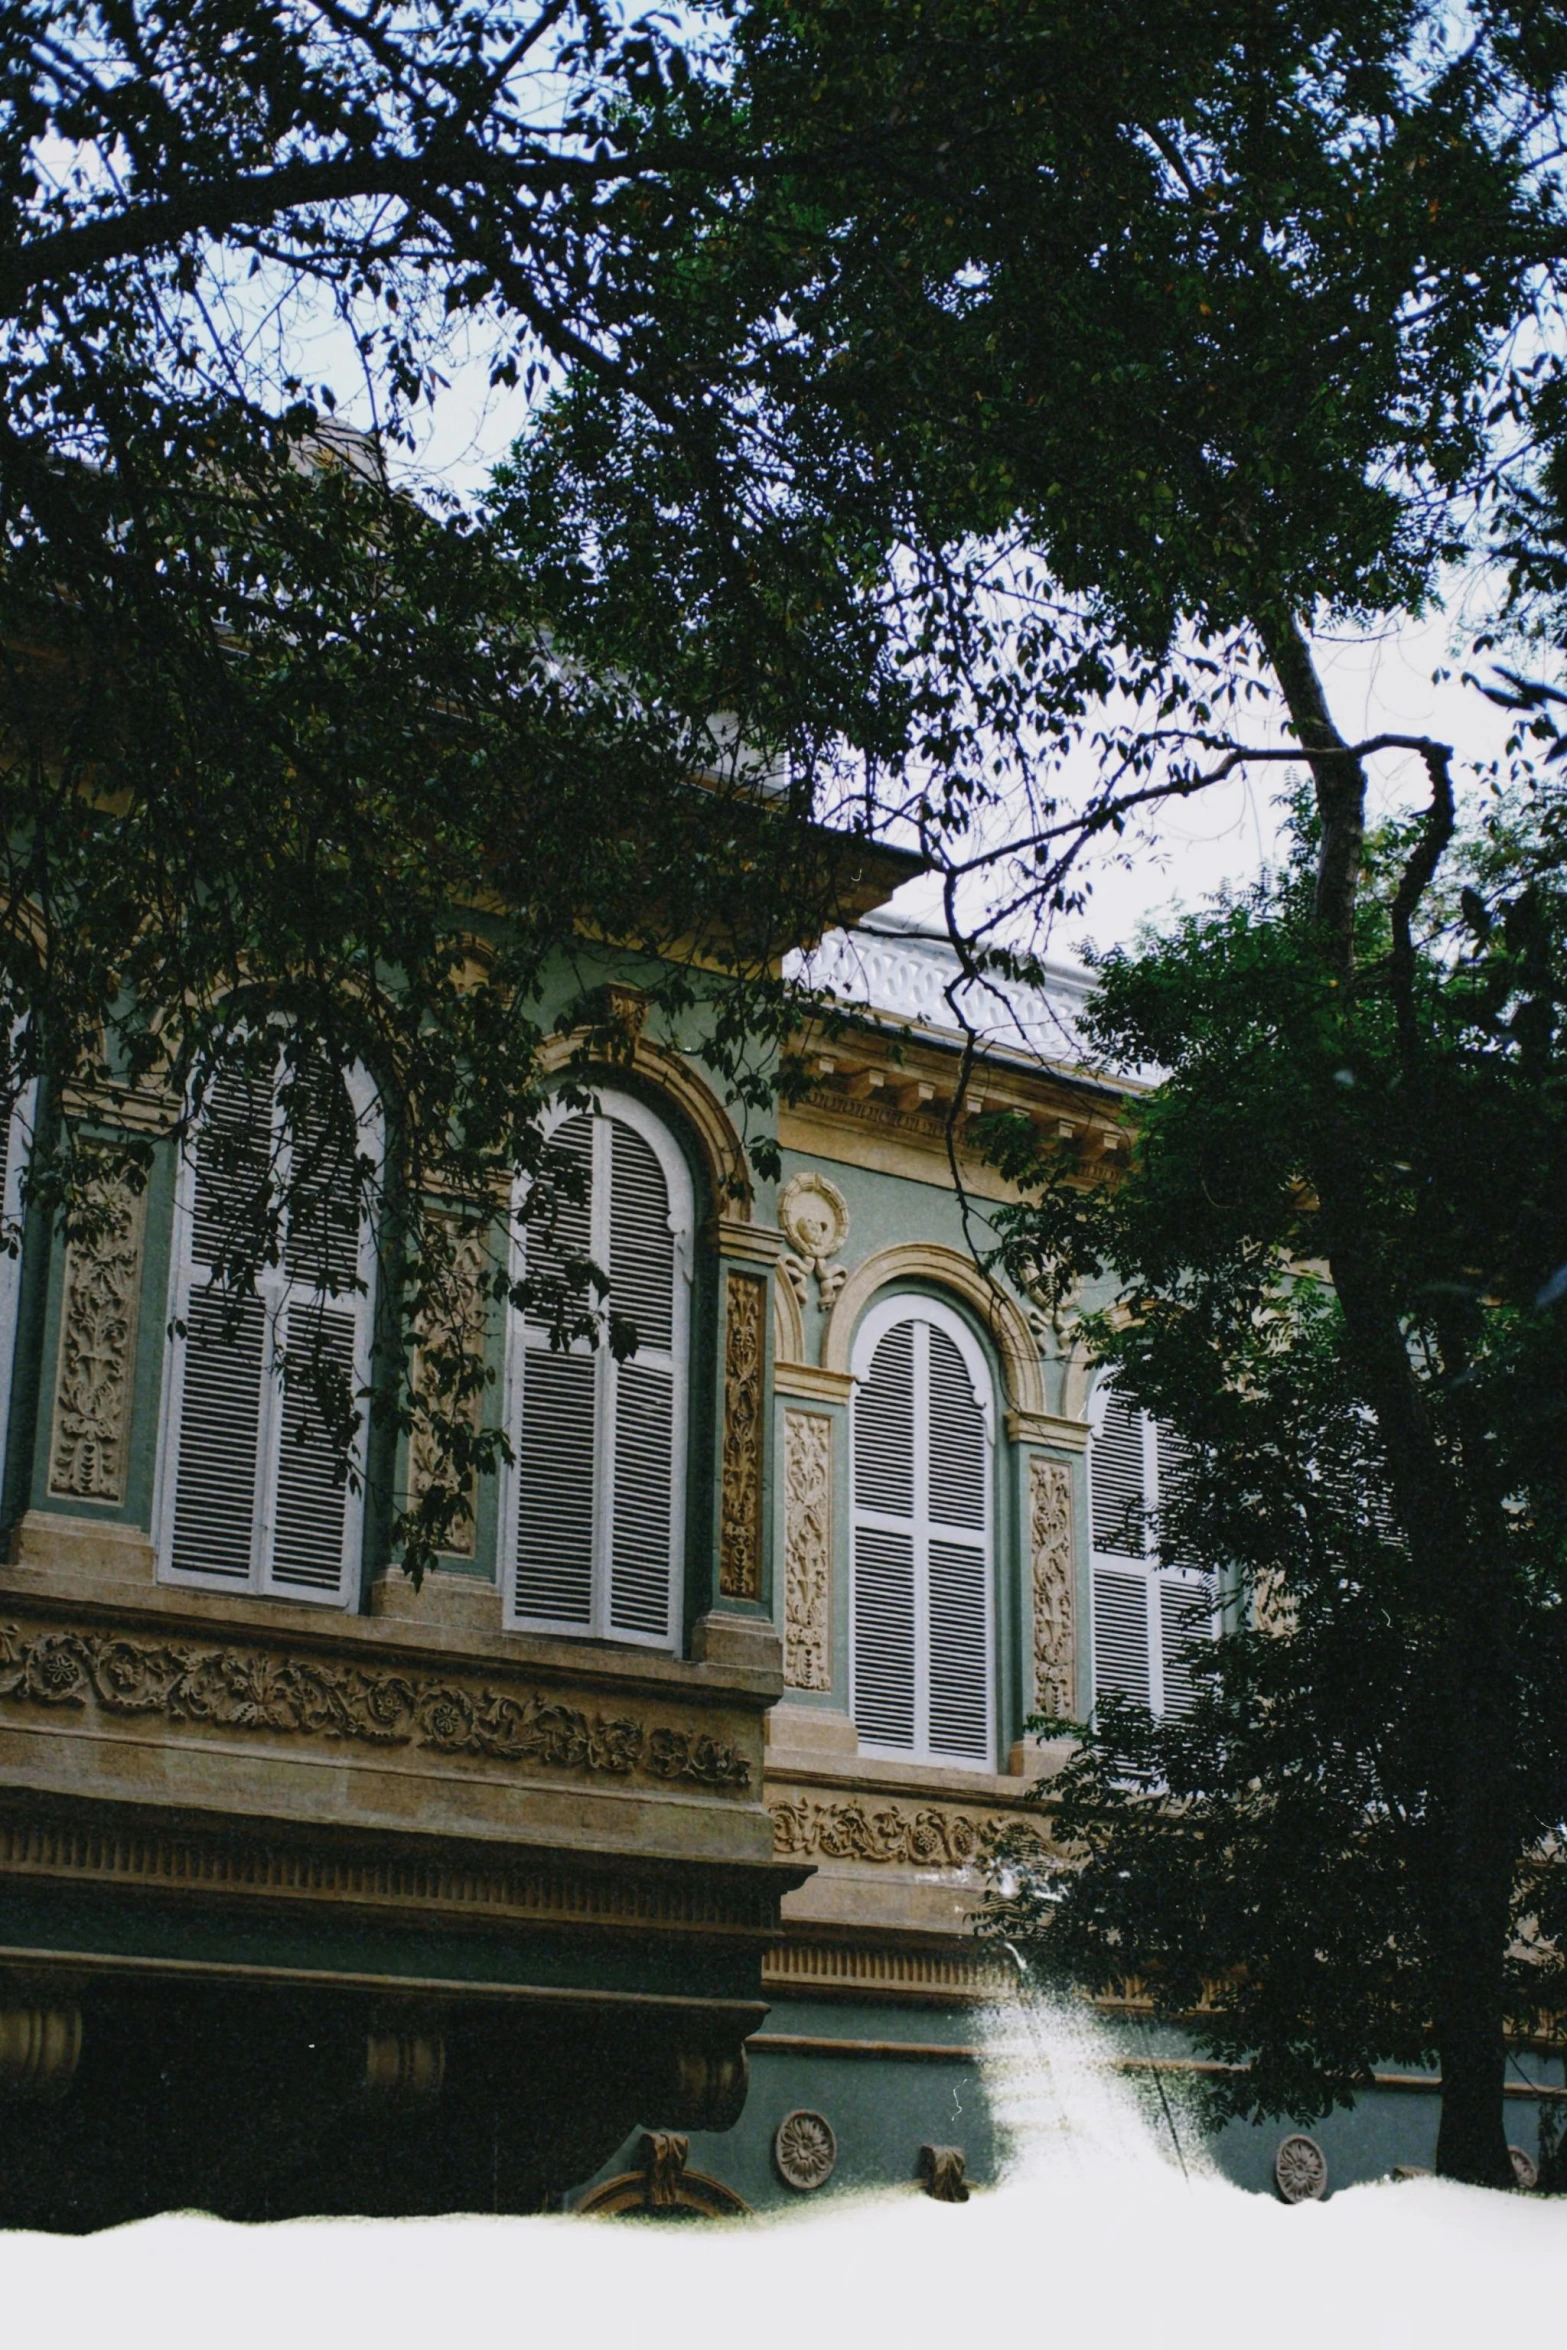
[48,1175,146,1504]
[769,1796,1049,1869]
[719,1271,766,1599]
[407,1219,490,1556]
[1029,1456,1076,1719]
[0,1623,752,1787]
[783,1411,832,1690]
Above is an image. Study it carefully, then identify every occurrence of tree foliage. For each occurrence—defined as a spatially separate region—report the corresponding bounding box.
[977,801,1567,2165]
[0,3,868,1568]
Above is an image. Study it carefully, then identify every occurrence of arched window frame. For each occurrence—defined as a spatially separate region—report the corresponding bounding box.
[849,1290,996,1771]
[499,1085,694,1652]
[1087,1377,1215,1719]
[154,1042,382,1607]
[0,1071,38,1487]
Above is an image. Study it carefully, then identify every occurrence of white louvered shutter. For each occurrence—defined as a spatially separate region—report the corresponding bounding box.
[163,1048,376,1604]
[167,1067,271,1585]
[507,1096,689,1649]
[852,1307,992,1766]
[1090,1385,1213,1719]
[607,1119,678,1641]
[513,1114,597,1630]
[852,1321,917,1749]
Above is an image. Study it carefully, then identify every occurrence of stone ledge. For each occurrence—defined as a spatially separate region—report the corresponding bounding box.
[0,1548,781,1707]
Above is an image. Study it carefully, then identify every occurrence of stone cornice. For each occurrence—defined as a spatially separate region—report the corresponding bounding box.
[0,1791,805,1945]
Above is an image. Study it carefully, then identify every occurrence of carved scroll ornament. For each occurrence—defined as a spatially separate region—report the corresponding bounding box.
[1029,1456,1076,1719]
[0,1623,751,1787]
[769,1797,1049,1869]
[783,1410,831,1691]
[719,1271,766,1600]
[48,1175,147,1504]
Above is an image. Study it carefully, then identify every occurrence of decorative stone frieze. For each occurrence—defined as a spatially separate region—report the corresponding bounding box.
[47,1174,146,1504]
[768,1796,1048,1868]
[783,1411,832,1691]
[0,1622,752,1787]
[406,1218,490,1557]
[1029,1456,1076,1718]
[719,1271,766,1600]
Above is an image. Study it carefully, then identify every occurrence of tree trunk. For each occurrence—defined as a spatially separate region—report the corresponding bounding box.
[1255,604,1520,2190]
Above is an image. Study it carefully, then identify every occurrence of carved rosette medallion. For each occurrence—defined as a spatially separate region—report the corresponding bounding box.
[783,1411,832,1690]
[778,1171,850,1310]
[0,1622,752,1788]
[48,1174,147,1504]
[774,2109,837,2191]
[1272,2134,1328,2204]
[769,1796,1049,1869]
[719,1271,766,1599]
[1029,1456,1076,1718]
[407,1219,490,1557]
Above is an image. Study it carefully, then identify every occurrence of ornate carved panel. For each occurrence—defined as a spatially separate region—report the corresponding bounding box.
[48,1174,147,1504]
[783,1410,832,1690]
[719,1271,766,1599]
[769,1796,1049,1868]
[1029,1456,1076,1718]
[407,1219,490,1557]
[0,1622,752,1787]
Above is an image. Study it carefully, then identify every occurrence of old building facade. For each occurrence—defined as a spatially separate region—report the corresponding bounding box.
[0,885,1549,2222]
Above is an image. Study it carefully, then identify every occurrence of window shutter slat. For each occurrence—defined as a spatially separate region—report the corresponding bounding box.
[927,1326,986,1530]
[1091,1386,1146,1556]
[281,1061,363,1292]
[854,1323,915,1515]
[190,1068,273,1271]
[169,1289,266,1583]
[1093,1566,1153,1708]
[525,1114,593,1308]
[610,1123,673,1354]
[266,1298,359,1598]
[514,1348,596,1627]
[928,1535,989,1758]
[1159,1575,1215,1718]
[852,1525,916,1748]
[610,1359,675,1637]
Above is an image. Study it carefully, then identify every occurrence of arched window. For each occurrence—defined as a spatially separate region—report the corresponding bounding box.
[850,1295,993,1767]
[156,1044,381,1605]
[1088,1382,1214,1717]
[502,1089,693,1650]
[0,1072,37,1483]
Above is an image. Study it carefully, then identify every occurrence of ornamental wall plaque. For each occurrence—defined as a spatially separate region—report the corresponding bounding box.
[1273,2134,1328,2203]
[778,1172,850,1310]
[773,2109,837,2192]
